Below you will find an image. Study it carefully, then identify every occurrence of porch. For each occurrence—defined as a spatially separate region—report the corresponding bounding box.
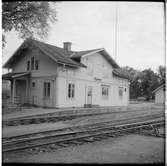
[2,72,36,107]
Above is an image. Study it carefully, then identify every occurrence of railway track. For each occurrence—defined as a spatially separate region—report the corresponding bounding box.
[3,106,164,127]
[3,113,165,153]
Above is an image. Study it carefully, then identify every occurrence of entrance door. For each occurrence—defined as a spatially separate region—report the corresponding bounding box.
[16,80,26,103]
[87,86,93,105]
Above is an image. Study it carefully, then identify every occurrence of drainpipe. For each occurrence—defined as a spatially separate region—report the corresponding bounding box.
[52,78,55,108]
[12,79,16,103]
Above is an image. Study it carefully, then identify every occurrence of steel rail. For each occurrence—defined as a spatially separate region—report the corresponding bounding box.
[3,118,165,153]
[3,112,164,143]
[3,118,164,146]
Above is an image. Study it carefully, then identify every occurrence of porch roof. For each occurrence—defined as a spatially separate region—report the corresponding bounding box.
[2,72,30,80]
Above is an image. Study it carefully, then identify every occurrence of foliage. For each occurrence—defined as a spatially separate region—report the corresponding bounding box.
[157,65,166,84]
[2,2,57,47]
[122,66,165,100]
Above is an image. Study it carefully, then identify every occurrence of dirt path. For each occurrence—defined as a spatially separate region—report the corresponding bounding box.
[3,134,164,163]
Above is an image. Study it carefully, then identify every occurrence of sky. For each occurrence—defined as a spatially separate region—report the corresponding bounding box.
[2,1,165,73]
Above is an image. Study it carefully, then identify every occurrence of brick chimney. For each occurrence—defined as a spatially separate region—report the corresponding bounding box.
[63,42,72,51]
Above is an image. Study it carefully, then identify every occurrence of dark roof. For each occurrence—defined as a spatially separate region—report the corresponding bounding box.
[3,38,121,69]
[3,38,86,68]
[152,84,165,93]
[3,38,128,79]
[112,68,129,80]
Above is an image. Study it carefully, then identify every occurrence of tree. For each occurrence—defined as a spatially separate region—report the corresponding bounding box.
[140,69,159,100]
[157,65,166,84]
[121,66,142,99]
[2,2,57,47]
[121,66,162,100]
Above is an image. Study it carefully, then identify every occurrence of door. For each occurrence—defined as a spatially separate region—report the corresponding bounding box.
[16,80,26,103]
[87,86,93,105]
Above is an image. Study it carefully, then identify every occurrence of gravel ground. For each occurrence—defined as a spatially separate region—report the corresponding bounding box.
[2,121,72,138]
[3,134,165,164]
[63,108,164,126]
[3,107,164,138]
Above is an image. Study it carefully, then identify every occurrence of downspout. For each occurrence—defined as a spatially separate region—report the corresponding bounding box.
[52,78,55,108]
[54,64,59,108]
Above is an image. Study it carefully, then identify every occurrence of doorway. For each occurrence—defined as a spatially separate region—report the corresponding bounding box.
[16,79,27,103]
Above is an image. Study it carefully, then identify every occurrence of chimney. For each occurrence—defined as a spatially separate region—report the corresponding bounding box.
[63,42,72,51]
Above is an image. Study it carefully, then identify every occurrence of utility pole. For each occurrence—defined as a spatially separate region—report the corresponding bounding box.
[115,2,118,62]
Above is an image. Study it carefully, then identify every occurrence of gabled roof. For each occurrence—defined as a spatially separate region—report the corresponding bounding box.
[71,48,120,69]
[3,38,128,79]
[152,84,165,93]
[3,38,86,68]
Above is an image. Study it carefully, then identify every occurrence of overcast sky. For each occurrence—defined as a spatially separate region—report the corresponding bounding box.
[2,1,165,73]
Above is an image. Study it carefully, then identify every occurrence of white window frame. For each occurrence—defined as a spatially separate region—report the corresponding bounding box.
[67,82,75,99]
[27,61,30,71]
[32,81,36,88]
[101,85,109,100]
[119,87,123,99]
[31,57,34,70]
[43,82,51,98]
[35,60,39,70]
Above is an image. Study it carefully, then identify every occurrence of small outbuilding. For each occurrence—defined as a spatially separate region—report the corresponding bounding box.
[152,84,165,104]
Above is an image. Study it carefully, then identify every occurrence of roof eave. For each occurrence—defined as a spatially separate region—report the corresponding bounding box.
[152,84,165,93]
[3,39,29,69]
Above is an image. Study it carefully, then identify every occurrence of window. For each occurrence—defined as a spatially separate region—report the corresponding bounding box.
[102,85,109,99]
[119,87,123,98]
[43,82,50,98]
[27,61,30,71]
[32,82,36,88]
[31,57,34,70]
[35,60,39,70]
[68,83,75,98]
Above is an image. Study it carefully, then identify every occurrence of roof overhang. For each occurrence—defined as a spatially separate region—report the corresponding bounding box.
[81,49,120,69]
[3,40,31,69]
[112,69,129,80]
[2,72,30,80]
[152,84,165,93]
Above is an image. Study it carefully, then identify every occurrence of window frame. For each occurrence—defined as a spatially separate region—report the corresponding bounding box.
[101,85,109,100]
[27,61,30,71]
[32,82,36,88]
[31,57,34,70]
[119,87,123,99]
[68,83,75,99]
[35,60,39,70]
[43,82,51,98]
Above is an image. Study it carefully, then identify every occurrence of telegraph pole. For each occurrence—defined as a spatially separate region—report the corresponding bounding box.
[115,2,118,62]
